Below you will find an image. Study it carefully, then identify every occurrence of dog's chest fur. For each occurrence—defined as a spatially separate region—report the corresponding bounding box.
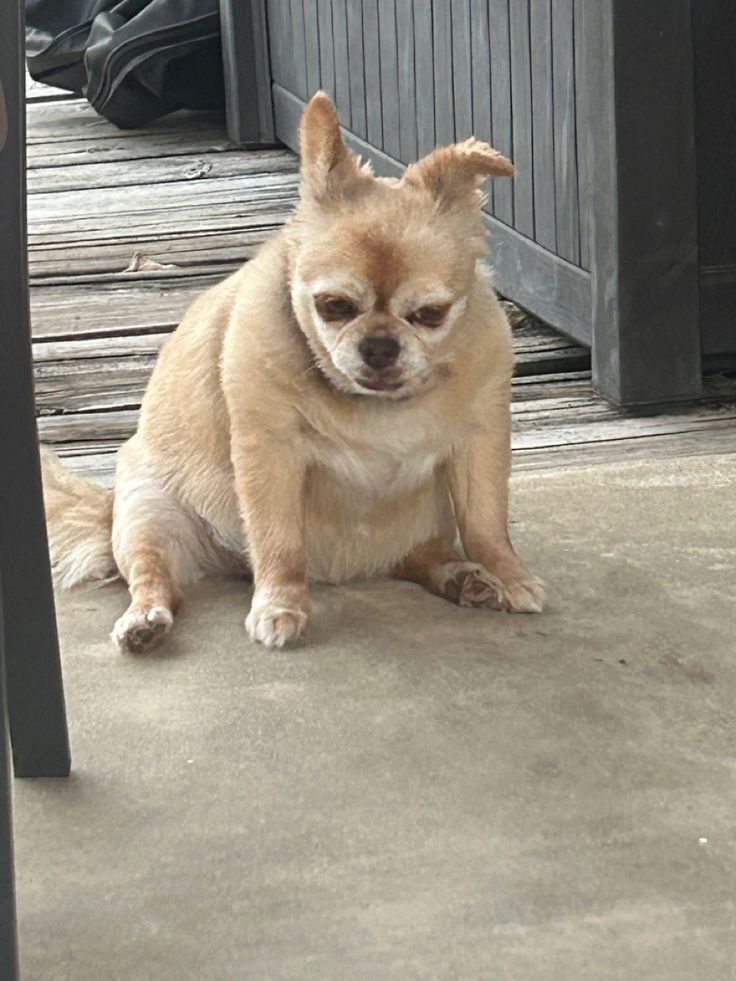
[311,438,440,497]
[306,407,454,497]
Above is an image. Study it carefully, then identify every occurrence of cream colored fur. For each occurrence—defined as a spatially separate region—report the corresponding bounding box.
[43,92,544,652]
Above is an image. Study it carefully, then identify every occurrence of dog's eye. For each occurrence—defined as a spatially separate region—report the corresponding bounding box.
[315,295,358,323]
[406,304,450,328]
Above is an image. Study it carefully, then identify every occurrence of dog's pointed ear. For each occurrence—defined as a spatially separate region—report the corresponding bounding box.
[402,138,515,209]
[299,91,373,201]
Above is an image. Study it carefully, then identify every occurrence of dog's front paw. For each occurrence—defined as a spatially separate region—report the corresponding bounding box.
[495,575,545,614]
[245,587,310,649]
[111,605,174,653]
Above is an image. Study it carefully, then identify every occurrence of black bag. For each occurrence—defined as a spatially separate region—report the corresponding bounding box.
[26,0,225,129]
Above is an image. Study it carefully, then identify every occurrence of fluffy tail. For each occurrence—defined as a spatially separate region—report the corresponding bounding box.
[40,447,118,589]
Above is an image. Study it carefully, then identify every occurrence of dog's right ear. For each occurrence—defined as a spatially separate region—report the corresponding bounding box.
[299,92,373,201]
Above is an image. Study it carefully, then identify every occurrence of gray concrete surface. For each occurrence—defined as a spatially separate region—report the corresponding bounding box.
[12,454,736,981]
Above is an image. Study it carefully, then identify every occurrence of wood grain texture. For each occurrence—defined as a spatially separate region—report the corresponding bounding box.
[432,0,455,146]
[346,0,368,137]
[378,0,401,158]
[530,0,556,252]
[412,0,435,157]
[396,0,418,162]
[362,0,384,148]
[509,0,534,238]
[489,0,514,225]
[552,0,580,264]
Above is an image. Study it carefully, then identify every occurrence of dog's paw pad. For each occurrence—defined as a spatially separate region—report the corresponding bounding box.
[111,606,173,653]
[245,605,309,649]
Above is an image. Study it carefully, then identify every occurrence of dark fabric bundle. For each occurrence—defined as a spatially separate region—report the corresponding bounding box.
[25,0,225,128]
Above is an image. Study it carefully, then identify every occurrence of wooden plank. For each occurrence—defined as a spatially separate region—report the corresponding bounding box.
[489,0,514,225]
[28,200,296,250]
[27,148,298,194]
[289,0,309,100]
[317,0,336,99]
[27,127,233,168]
[412,0,435,157]
[331,0,353,128]
[266,0,290,89]
[552,0,580,264]
[378,0,401,158]
[432,0,455,145]
[362,0,384,148]
[26,99,226,145]
[451,0,474,140]
[573,0,591,270]
[395,0,417,162]
[27,171,299,223]
[470,0,494,211]
[30,278,216,340]
[37,410,140,445]
[28,231,267,279]
[530,0,557,252]
[509,0,534,238]
[303,0,322,96]
[346,0,368,138]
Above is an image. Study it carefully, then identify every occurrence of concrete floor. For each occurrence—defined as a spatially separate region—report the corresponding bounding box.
[12,454,736,981]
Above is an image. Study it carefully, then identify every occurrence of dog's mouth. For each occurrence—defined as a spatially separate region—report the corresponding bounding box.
[355,376,405,392]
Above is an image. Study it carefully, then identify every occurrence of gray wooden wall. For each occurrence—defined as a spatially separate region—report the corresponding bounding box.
[266,0,590,272]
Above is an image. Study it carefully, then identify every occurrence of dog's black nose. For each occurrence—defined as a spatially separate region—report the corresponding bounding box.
[359,335,400,370]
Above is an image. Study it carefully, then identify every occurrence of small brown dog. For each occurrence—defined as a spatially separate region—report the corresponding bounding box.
[44,92,544,651]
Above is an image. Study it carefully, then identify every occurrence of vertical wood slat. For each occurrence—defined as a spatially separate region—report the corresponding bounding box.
[552,0,580,264]
[266,0,286,90]
[452,0,473,140]
[432,0,454,145]
[574,0,590,269]
[346,0,367,137]
[530,0,556,251]
[489,0,513,225]
[509,0,534,238]
[331,0,352,128]
[303,0,322,97]
[362,0,383,148]
[396,0,417,162]
[317,0,335,100]
[413,0,435,157]
[289,0,308,100]
[470,0,493,211]
[378,0,401,158]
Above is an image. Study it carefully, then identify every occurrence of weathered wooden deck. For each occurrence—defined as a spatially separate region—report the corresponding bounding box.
[27,90,736,482]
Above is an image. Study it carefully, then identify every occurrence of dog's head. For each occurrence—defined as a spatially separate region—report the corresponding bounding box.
[289,92,514,401]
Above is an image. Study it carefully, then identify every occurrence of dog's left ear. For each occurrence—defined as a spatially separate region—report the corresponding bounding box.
[402,138,515,209]
[299,91,373,201]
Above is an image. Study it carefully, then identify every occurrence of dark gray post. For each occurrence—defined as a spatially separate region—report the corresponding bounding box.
[220,0,275,145]
[0,1,71,777]
[585,0,703,406]
[0,589,20,981]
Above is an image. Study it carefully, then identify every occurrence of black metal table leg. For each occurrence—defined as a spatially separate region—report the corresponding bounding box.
[0,2,71,778]
[0,586,19,981]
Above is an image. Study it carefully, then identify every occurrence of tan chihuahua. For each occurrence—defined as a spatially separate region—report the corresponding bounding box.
[43,92,544,652]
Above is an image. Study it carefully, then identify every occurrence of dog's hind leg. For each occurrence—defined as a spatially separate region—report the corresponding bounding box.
[110,437,212,653]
